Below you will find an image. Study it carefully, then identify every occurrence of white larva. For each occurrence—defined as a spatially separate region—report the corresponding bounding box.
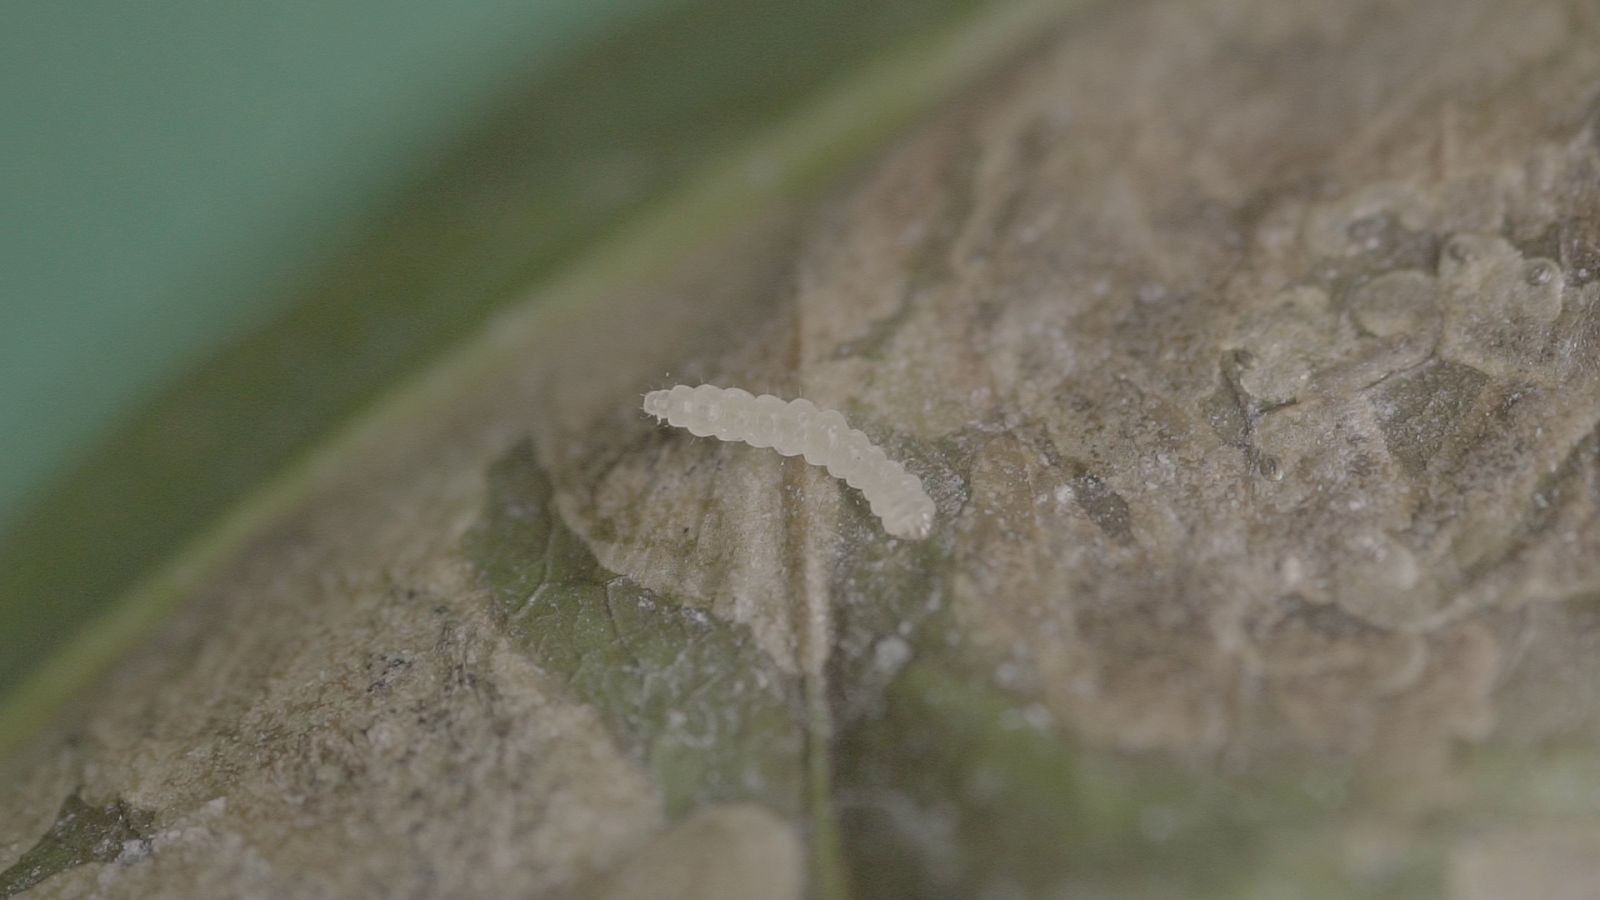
[643,384,936,540]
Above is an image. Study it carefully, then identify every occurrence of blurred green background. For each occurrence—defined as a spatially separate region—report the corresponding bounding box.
[0,0,994,706]
[0,0,682,535]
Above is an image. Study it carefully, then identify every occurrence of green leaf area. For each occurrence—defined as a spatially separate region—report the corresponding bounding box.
[0,794,155,899]
[462,440,806,822]
[836,663,1449,900]
[833,616,1451,896]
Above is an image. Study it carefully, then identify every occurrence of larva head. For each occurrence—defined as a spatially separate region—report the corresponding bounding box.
[642,390,670,419]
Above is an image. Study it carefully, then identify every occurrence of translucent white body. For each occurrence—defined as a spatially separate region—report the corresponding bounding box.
[643,385,936,540]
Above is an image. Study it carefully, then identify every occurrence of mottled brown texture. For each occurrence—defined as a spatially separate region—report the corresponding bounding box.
[575,0,1600,777]
[558,0,1600,892]
[6,0,1600,896]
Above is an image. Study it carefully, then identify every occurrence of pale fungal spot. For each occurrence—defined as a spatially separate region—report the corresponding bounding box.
[873,635,913,672]
[643,385,936,540]
[1279,555,1305,587]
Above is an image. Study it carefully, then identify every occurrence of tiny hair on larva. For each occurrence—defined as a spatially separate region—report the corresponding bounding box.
[643,384,935,540]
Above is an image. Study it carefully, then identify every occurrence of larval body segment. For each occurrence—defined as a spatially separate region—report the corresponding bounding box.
[642,385,935,540]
